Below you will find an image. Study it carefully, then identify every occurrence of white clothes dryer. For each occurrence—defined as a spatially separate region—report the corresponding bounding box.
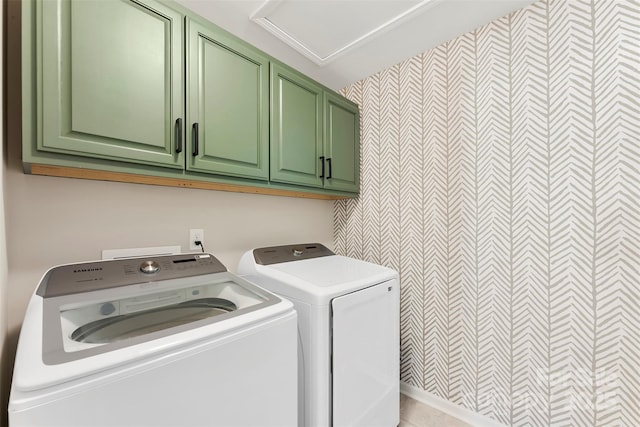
[238,243,399,427]
[9,253,297,427]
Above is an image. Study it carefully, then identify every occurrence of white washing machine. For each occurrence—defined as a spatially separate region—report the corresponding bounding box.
[9,253,297,426]
[238,243,400,427]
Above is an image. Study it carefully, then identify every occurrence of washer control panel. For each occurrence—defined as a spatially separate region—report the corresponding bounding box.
[38,254,227,298]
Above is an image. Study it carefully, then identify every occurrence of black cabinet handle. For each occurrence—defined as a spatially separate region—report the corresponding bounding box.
[192,123,199,156]
[319,156,325,178]
[175,118,183,153]
[326,157,332,179]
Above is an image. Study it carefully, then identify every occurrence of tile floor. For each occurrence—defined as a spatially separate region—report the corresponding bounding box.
[400,394,472,427]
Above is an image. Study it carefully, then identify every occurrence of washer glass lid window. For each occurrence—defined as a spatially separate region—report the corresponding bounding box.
[42,273,280,365]
[70,296,239,344]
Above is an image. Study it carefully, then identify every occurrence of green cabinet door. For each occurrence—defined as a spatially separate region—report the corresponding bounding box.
[270,63,324,188]
[323,92,360,193]
[186,19,269,180]
[39,0,184,168]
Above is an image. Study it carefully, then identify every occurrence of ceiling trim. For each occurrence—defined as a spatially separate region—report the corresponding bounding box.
[251,0,443,66]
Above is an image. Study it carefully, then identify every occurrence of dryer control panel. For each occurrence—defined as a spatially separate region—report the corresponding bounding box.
[37,254,227,298]
[253,243,334,265]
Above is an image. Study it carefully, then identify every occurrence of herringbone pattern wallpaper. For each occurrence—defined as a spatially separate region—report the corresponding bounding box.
[334,0,640,425]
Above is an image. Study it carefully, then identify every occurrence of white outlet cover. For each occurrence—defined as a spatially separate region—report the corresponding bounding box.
[189,229,204,251]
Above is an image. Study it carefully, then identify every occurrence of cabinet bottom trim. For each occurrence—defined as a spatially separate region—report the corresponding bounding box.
[29,164,349,200]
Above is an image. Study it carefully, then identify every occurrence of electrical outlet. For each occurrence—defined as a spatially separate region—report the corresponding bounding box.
[189,229,204,251]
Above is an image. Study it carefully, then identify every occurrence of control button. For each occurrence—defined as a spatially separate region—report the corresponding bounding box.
[139,260,160,274]
[293,248,303,257]
[100,302,116,316]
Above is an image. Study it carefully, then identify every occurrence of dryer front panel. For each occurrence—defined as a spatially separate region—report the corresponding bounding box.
[331,279,400,427]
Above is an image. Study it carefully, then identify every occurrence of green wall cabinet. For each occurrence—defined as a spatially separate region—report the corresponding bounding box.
[323,92,360,193]
[23,0,359,198]
[271,64,360,192]
[38,0,184,168]
[186,19,269,180]
[270,63,324,188]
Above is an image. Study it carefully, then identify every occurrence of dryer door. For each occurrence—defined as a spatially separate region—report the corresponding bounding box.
[331,279,399,427]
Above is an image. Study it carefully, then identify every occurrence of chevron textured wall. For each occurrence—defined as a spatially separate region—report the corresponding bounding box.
[333,0,640,425]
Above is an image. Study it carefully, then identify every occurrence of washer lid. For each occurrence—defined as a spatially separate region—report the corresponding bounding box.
[70,297,238,344]
[44,271,282,365]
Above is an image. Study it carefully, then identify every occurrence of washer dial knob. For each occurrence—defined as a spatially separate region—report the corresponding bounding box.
[139,260,160,274]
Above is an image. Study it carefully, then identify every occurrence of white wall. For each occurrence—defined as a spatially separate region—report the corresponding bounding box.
[4,170,334,332]
[0,0,9,422]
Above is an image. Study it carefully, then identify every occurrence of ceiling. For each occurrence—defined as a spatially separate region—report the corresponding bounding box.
[177,0,535,90]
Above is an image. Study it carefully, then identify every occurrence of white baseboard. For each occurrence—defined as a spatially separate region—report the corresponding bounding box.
[400,382,508,427]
